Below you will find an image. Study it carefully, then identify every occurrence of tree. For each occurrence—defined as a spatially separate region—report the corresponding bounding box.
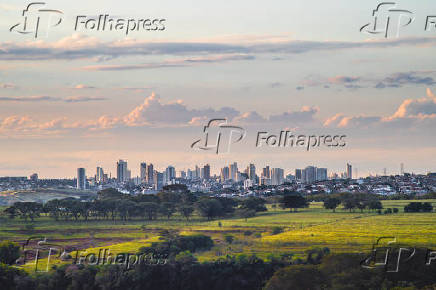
[196,199,224,220]
[342,199,358,212]
[264,265,325,290]
[224,234,234,244]
[0,240,21,265]
[6,202,43,221]
[356,201,366,213]
[179,205,194,221]
[367,200,383,212]
[323,198,341,212]
[280,195,308,212]
[140,202,160,220]
[44,199,62,221]
[238,208,256,221]
[97,188,124,200]
[159,202,176,220]
[116,200,137,221]
[240,197,267,212]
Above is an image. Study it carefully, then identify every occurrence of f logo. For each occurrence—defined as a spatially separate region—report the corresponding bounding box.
[10,2,63,38]
[191,118,246,154]
[360,2,414,38]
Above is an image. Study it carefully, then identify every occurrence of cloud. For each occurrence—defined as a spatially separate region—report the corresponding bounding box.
[388,88,436,119]
[0,95,107,103]
[81,54,255,71]
[0,96,60,102]
[327,76,360,84]
[324,88,436,130]
[375,72,436,89]
[233,111,267,123]
[0,83,17,89]
[269,106,319,123]
[269,82,283,88]
[300,71,436,90]
[123,92,240,126]
[73,84,96,89]
[2,90,434,138]
[2,34,436,61]
[64,96,107,103]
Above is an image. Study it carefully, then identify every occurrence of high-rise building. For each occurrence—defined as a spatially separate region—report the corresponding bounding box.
[153,171,163,190]
[146,164,154,184]
[304,166,317,183]
[249,164,256,182]
[140,162,147,182]
[165,166,176,184]
[270,168,284,185]
[96,167,104,183]
[295,169,302,181]
[400,163,404,175]
[220,167,230,182]
[29,173,38,182]
[316,168,328,181]
[117,160,128,182]
[229,162,238,181]
[180,170,186,179]
[347,163,353,179]
[195,165,200,179]
[77,168,86,190]
[262,166,271,178]
[187,169,193,180]
[203,164,211,180]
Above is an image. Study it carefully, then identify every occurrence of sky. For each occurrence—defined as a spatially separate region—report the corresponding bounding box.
[0,0,436,178]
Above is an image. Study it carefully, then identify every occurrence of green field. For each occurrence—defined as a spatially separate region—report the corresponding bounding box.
[2,199,436,272]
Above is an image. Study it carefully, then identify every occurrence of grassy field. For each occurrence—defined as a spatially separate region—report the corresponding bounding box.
[2,199,436,272]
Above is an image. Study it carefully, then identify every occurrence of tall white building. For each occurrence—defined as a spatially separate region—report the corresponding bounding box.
[140,162,147,182]
[229,162,238,181]
[77,168,86,190]
[270,168,284,185]
[316,168,328,181]
[165,166,176,184]
[96,167,104,183]
[117,160,128,182]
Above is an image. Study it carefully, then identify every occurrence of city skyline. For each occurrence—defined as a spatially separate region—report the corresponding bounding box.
[66,159,418,182]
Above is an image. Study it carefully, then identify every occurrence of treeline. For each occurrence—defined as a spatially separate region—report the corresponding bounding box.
[2,186,267,222]
[2,246,436,289]
[321,193,384,213]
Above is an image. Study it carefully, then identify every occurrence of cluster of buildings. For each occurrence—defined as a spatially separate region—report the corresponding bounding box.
[70,160,436,198]
[0,161,435,198]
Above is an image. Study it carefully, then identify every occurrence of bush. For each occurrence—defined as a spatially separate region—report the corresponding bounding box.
[272,227,284,235]
[0,241,21,265]
[244,230,253,236]
[404,202,434,213]
[224,234,234,244]
[393,208,399,213]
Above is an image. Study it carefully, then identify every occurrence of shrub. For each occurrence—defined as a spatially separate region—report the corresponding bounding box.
[244,230,253,236]
[224,234,234,244]
[272,226,284,235]
[0,241,21,265]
